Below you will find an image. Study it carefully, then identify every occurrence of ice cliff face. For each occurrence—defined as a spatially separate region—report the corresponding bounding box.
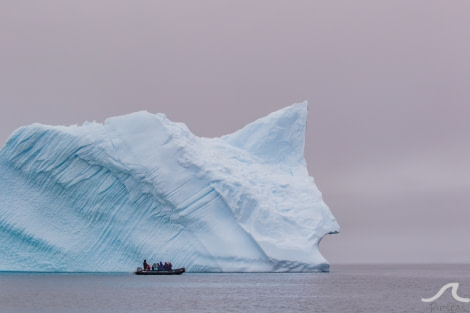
[0,102,339,272]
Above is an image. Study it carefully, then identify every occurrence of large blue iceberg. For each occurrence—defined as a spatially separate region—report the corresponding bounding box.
[0,102,339,272]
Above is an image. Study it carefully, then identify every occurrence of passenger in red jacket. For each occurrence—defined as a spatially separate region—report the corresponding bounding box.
[143,260,150,271]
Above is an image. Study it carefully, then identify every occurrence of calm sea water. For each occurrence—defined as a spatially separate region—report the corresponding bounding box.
[1,264,469,313]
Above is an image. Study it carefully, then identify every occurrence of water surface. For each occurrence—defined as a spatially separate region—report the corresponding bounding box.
[1,264,469,313]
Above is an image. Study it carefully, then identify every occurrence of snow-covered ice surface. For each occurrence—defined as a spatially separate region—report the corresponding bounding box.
[0,102,339,272]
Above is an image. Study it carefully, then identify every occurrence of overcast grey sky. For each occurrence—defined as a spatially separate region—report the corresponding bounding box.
[1,1,469,264]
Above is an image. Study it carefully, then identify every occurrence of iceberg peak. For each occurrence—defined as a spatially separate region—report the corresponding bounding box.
[222,101,308,166]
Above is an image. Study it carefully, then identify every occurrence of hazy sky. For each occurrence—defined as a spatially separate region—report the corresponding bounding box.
[1,1,469,264]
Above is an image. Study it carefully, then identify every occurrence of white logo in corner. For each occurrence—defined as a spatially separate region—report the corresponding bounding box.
[422,283,470,303]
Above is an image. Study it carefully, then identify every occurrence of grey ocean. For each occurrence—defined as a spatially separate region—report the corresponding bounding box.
[1,264,469,313]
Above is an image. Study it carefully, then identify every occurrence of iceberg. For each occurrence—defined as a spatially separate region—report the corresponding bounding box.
[0,101,339,272]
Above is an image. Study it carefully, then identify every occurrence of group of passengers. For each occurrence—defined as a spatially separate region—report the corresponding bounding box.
[143,260,172,271]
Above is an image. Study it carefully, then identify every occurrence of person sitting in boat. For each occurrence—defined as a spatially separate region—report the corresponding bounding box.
[151,263,157,271]
[143,260,150,271]
[159,261,164,271]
